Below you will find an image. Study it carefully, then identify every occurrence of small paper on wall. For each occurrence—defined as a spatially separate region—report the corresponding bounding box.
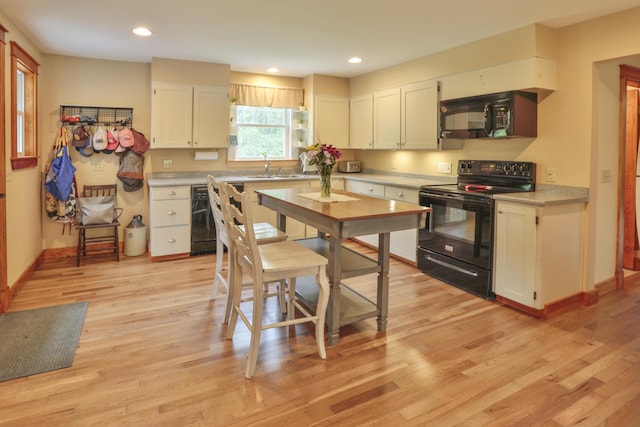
[194,150,219,161]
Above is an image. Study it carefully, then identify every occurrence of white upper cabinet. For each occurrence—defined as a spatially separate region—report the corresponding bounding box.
[349,94,373,149]
[314,95,349,149]
[401,80,439,150]
[151,82,229,149]
[373,88,401,149]
[350,80,439,150]
[192,85,229,148]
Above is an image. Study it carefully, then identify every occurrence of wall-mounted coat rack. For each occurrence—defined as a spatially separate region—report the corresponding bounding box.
[59,105,133,127]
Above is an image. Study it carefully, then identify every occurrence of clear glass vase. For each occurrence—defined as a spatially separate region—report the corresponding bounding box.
[320,173,331,198]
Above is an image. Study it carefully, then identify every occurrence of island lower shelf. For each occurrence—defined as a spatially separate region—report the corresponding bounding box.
[293,237,380,326]
[294,276,378,326]
[295,237,379,278]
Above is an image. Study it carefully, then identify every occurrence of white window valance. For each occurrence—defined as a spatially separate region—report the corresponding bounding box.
[230,83,303,108]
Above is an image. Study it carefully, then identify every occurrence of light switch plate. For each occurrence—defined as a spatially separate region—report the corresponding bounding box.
[163,160,173,169]
[438,162,452,174]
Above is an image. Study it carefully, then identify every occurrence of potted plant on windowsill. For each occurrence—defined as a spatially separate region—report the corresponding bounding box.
[297,118,307,128]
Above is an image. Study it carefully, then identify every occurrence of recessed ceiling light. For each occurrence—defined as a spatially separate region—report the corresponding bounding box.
[133,27,152,37]
[348,57,362,64]
[267,67,279,73]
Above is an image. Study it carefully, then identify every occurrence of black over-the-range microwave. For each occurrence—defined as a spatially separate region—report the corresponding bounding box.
[439,90,537,139]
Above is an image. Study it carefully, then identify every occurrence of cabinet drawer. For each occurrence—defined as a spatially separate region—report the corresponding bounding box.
[150,199,190,226]
[150,225,191,256]
[151,186,190,201]
[345,180,385,197]
[384,185,419,203]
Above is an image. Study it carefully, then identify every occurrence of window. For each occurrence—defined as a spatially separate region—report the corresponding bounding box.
[229,106,295,161]
[10,41,38,170]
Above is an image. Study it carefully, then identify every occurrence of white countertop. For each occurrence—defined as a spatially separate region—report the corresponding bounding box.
[146,171,588,205]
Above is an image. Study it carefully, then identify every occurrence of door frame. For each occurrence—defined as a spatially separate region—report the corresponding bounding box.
[618,64,640,289]
[0,25,7,313]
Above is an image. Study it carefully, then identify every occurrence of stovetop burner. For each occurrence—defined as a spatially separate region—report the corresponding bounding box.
[420,160,536,197]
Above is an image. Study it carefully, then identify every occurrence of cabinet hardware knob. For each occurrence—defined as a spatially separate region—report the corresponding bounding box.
[167,238,177,243]
[167,210,176,215]
[168,191,176,196]
[498,211,503,214]
[398,192,403,197]
[368,187,373,191]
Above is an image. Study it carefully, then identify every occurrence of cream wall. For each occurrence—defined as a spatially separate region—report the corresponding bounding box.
[2,10,44,289]
[39,56,151,253]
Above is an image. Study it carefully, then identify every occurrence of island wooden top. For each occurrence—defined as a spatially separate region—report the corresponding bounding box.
[255,188,430,221]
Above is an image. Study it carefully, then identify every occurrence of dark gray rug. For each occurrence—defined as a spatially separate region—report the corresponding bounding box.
[0,301,88,382]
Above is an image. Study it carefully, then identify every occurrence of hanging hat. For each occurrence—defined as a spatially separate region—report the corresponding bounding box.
[131,128,150,155]
[92,126,108,152]
[77,136,94,157]
[106,128,119,151]
[118,127,134,147]
[72,126,90,148]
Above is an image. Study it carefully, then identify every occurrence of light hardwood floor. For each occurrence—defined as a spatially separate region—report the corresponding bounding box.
[1,242,639,426]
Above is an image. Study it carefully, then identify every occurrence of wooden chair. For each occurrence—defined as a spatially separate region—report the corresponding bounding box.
[76,184,120,267]
[207,175,288,323]
[219,181,330,379]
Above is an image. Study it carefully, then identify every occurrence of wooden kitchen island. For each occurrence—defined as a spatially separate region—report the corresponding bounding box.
[256,188,429,345]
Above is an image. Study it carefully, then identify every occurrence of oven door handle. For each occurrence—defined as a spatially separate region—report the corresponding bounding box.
[425,255,479,277]
[420,192,466,202]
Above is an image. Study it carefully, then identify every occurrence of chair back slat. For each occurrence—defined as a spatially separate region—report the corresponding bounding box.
[219,182,263,283]
[207,175,228,243]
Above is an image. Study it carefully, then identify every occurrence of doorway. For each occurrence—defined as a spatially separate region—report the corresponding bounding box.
[619,65,640,286]
[0,27,7,313]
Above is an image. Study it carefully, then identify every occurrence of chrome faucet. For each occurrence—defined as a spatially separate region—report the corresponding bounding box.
[264,161,272,177]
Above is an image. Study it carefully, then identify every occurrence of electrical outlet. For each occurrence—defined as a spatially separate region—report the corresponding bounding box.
[91,161,104,171]
[438,162,452,174]
[546,168,557,182]
[163,160,173,169]
[601,169,611,183]
[390,159,397,169]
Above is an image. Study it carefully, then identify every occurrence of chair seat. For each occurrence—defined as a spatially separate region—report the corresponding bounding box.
[258,241,327,274]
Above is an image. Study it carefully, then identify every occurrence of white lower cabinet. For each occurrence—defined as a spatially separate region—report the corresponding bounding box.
[149,186,191,257]
[345,180,419,262]
[493,200,584,309]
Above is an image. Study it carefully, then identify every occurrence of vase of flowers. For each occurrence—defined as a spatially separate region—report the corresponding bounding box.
[305,141,342,198]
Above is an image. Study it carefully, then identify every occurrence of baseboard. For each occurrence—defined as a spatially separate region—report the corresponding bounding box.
[496,291,591,320]
[595,276,619,296]
[4,251,45,312]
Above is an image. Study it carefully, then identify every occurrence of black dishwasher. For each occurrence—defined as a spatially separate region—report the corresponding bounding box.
[191,185,216,255]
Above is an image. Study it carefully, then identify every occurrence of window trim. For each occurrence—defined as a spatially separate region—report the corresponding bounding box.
[229,106,295,161]
[10,41,39,170]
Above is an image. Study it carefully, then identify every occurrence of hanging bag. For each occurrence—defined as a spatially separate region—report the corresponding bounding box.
[77,195,123,225]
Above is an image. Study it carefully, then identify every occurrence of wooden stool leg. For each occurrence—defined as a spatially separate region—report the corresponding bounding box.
[315,269,329,360]
[77,228,82,267]
[114,225,119,262]
[245,279,265,379]
[225,250,242,339]
[211,237,224,300]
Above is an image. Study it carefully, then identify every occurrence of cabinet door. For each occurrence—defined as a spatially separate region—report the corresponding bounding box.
[151,82,193,149]
[373,88,401,149]
[349,94,373,149]
[193,85,229,148]
[315,96,349,149]
[401,80,438,150]
[385,185,419,262]
[494,202,537,307]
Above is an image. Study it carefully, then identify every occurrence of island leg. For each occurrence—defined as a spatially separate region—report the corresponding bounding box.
[377,232,390,331]
[326,237,342,345]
